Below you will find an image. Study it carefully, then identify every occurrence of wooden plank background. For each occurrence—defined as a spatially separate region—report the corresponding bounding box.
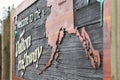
[14,0,103,80]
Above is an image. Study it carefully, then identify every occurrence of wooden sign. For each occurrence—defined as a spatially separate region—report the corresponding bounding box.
[11,0,111,80]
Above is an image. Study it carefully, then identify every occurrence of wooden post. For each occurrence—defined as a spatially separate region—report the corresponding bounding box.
[10,10,15,80]
[2,16,11,80]
[111,0,120,80]
[111,0,117,80]
[0,35,2,80]
[116,0,120,79]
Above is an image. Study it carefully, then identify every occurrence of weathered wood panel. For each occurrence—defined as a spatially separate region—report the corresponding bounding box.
[74,0,96,10]
[20,30,103,80]
[74,0,103,80]
[74,2,100,27]
[13,0,103,80]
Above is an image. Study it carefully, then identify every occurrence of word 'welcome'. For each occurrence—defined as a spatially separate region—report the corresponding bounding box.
[17,9,45,29]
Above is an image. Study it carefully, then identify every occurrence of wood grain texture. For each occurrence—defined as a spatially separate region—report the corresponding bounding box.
[116,0,120,79]
[111,0,120,80]
[74,2,100,28]
[14,0,103,80]
[2,17,10,80]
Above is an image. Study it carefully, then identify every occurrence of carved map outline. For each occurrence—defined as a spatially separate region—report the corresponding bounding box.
[39,0,101,75]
